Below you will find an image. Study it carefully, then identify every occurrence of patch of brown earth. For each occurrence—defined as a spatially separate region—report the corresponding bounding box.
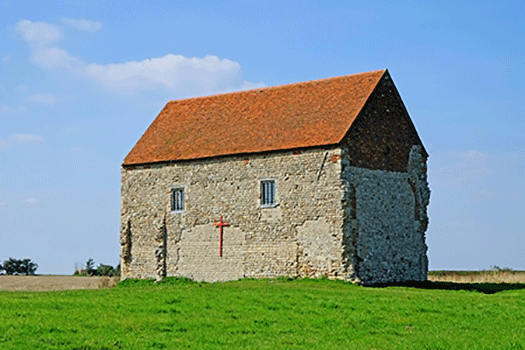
[0,275,119,291]
[428,271,525,284]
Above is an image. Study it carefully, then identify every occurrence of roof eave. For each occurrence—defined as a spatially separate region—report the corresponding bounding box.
[121,143,342,168]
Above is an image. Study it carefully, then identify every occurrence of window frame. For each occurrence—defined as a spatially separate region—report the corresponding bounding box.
[171,187,185,212]
[260,179,276,208]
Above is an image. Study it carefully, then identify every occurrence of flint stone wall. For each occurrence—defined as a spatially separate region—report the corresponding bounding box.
[120,145,429,284]
[121,148,348,281]
[340,145,429,284]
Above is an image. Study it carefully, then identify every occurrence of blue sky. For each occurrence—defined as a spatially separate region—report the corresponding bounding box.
[1,1,523,274]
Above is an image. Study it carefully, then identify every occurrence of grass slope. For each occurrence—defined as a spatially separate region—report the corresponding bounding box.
[1,277,524,349]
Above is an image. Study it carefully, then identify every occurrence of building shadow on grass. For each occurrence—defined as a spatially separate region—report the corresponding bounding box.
[371,281,525,294]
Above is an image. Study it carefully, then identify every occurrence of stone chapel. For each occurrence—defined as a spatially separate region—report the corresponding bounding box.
[120,69,430,285]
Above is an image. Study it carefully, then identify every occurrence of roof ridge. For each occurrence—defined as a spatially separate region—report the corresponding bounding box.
[167,69,387,105]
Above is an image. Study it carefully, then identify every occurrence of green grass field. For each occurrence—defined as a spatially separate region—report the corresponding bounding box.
[1,277,524,349]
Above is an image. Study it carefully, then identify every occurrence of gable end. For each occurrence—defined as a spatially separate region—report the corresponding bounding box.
[342,72,427,172]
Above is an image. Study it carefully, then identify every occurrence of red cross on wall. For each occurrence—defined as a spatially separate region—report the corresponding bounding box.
[213,216,229,257]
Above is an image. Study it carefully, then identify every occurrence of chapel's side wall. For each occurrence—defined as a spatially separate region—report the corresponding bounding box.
[341,145,430,285]
[120,148,350,282]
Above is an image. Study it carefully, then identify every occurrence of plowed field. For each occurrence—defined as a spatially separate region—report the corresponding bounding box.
[0,275,118,291]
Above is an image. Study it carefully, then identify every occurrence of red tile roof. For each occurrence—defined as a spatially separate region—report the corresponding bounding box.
[123,69,386,165]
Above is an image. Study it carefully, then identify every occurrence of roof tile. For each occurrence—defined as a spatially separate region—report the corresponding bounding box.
[123,69,386,165]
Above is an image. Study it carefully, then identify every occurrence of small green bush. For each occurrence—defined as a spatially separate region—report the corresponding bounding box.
[75,259,119,276]
[116,278,157,287]
[85,258,96,275]
[1,258,38,275]
[96,264,116,277]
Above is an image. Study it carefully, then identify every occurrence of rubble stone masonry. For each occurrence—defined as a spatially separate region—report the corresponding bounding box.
[121,144,429,284]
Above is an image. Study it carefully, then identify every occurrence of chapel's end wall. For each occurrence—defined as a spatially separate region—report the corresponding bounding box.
[120,148,351,282]
[337,71,430,284]
[341,145,430,285]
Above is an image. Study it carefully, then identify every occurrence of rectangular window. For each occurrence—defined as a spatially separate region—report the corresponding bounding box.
[260,180,275,207]
[171,187,184,212]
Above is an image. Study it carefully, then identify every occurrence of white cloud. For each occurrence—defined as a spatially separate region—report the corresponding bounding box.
[0,133,43,148]
[32,46,85,72]
[15,20,62,46]
[0,202,7,207]
[11,133,43,145]
[26,198,37,205]
[85,54,262,94]
[28,93,57,105]
[467,190,500,202]
[456,150,485,162]
[431,150,491,187]
[16,19,264,96]
[238,81,268,91]
[0,104,28,114]
[15,20,83,73]
[2,55,11,64]
[61,18,102,32]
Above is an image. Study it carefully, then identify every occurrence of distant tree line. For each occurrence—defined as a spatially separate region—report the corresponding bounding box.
[74,258,120,277]
[0,258,38,275]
